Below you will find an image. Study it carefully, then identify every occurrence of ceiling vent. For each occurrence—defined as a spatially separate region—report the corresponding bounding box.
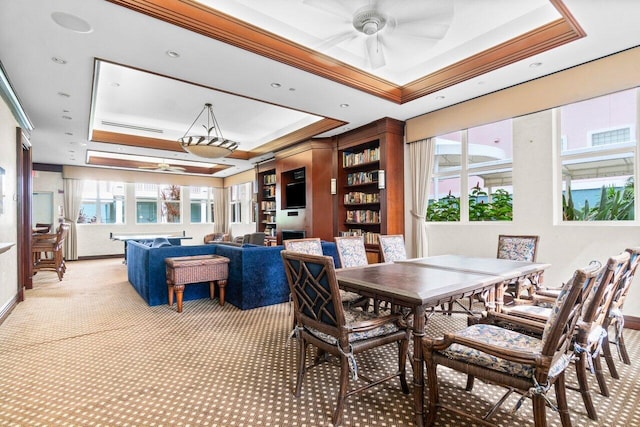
[101,120,164,134]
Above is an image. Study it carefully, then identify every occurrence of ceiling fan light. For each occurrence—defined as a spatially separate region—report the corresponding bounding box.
[362,20,379,35]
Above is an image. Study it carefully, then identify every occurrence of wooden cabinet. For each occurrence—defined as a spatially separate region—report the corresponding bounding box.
[336,118,404,260]
[257,162,277,237]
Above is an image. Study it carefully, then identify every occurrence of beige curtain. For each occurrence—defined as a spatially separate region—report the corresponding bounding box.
[409,138,435,257]
[62,178,84,261]
[213,187,228,234]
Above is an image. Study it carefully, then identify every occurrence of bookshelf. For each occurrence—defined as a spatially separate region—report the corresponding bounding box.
[336,118,404,261]
[257,166,277,237]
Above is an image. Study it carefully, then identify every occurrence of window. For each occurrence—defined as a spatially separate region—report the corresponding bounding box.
[78,180,125,224]
[427,119,513,222]
[559,89,637,221]
[190,186,215,224]
[229,182,252,224]
[135,183,181,224]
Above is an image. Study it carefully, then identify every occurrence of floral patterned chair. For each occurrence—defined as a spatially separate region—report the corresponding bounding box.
[281,250,409,426]
[423,261,602,427]
[378,234,407,263]
[335,236,369,268]
[497,234,540,299]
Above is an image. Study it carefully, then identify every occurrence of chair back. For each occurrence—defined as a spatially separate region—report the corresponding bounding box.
[497,235,539,262]
[581,252,630,328]
[378,234,407,263]
[540,261,604,360]
[609,247,640,313]
[281,250,345,339]
[335,236,368,268]
[55,223,70,250]
[283,237,323,255]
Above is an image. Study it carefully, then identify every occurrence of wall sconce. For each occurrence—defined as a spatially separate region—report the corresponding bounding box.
[330,178,337,195]
[378,170,385,189]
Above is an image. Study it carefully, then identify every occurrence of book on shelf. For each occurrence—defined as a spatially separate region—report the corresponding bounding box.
[261,201,276,210]
[342,147,380,167]
[345,209,380,224]
[344,191,380,204]
[338,229,379,245]
[263,174,276,185]
[346,170,378,186]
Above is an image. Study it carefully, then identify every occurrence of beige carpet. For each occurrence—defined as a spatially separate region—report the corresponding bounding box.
[0,258,638,426]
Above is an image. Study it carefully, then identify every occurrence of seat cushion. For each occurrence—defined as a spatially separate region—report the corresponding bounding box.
[440,324,571,379]
[306,308,401,345]
[508,304,552,321]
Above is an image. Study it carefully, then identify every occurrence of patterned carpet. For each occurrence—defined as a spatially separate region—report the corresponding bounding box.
[0,258,638,426]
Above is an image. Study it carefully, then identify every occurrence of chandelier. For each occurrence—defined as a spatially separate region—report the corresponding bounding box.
[178,103,238,158]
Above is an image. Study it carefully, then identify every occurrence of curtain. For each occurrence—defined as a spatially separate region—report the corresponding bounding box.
[409,138,435,257]
[62,178,84,261]
[213,187,228,234]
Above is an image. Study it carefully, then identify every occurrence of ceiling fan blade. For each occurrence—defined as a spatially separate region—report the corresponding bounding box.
[301,0,351,18]
[315,31,358,52]
[365,36,385,69]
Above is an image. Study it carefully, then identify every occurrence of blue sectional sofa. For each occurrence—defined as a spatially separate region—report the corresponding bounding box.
[126,240,340,310]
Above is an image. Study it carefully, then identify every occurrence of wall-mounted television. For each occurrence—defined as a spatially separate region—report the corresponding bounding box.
[285,181,306,209]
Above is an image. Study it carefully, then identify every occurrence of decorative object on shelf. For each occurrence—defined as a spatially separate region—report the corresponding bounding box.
[178,103,238,158]
[378,169,385,189]
[330,178,337,195]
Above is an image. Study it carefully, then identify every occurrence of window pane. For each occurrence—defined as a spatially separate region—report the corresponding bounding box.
[162,201,181,223]
[562,155,634,221]
[427,176,461,222]
[78,202,97,223]
[469,171,513,221]
[434,131,462,171]
[560,89,637,221]
[190,201,203,223]
[137,201,157,223]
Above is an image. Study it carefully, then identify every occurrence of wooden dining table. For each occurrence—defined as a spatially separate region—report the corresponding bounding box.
[335,255,551,427]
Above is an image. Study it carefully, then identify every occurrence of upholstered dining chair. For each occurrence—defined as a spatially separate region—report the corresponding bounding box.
[601,247,640,379]
[32,222,70,281]
[378,234,407,263]
[479,252,629,422]
[281,250,410,426]
[423,260,602,427]
[498,234,540,299]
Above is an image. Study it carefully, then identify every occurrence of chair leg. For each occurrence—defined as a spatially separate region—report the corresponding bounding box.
[398,338,409,393]
[531,392,548,427]
[601,335,620,379]
[332,354,350,426]
[294,338,308,397]
[554,372,572,427]
[575,353,598,421]
[425,359,439,426]
[593,354,609,397]
[618,328,631,365]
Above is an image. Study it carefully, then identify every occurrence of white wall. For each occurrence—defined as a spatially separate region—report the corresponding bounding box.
[408,110,640,317]
[0,98,18,313]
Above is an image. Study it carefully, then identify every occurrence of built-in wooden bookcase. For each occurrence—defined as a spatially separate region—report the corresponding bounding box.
[257,162,277,237]
[336,118,404,260]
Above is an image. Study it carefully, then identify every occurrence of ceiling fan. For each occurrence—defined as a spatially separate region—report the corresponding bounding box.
[304,0,454,69]
[138,161,186,172]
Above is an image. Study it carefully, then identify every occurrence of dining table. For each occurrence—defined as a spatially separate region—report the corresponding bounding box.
[335,254,551,427]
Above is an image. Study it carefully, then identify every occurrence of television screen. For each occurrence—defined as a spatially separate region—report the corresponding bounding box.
[285,181,306,208]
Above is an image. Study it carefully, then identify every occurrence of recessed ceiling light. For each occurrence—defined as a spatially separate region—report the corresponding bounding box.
[529,62,543,68]
[51,12,92,33]
[57,92,70,98]
[435,95,445,100]
[339,103,349,108]
[51,57,67,65]
[65,132,73,136]
[166,50,180,58]
[111,82,120,87]
[63,109,70,113]
[62,115,72,120]
[289,87,296,91]
[270,83,281,88]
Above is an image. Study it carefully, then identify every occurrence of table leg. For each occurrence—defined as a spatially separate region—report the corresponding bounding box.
[412,305,426,427]
[217,279,227,306]
[174,284,185,313]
